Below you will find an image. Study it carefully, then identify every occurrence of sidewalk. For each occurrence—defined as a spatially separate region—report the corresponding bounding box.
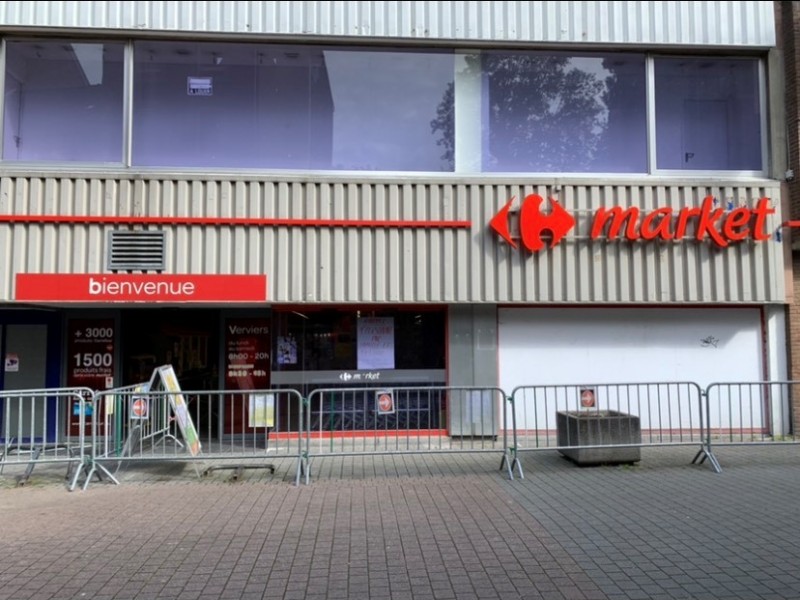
[1,446,799,599]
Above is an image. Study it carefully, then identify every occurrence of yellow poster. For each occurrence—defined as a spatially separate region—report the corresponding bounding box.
[249,394,275,428]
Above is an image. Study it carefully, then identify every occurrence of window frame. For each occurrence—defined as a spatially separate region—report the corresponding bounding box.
[649,54,768,178]
[473,48,651,176]
[128,39,456,172]
[0,36,771,179]
[0,36,129,167]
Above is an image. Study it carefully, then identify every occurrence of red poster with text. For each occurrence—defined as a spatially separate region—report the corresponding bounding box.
[224,318,270,434]
[67,319,115,435]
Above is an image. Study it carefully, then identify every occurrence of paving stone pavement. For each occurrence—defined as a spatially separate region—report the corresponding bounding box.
[1,446,799,599]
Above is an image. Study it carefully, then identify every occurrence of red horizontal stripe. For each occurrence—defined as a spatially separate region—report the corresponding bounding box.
[306,429,449,439]
[269,429,449,440]
[0,214,471,229]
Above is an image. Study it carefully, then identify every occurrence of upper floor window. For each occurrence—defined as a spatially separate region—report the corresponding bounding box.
[3,40,124,162]
[132,41,454,171]
[479,51,648,173]
[0,38,766,176]
[654,57,762,172]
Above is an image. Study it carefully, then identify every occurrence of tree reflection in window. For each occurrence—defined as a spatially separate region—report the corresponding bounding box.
[431,52,647,173]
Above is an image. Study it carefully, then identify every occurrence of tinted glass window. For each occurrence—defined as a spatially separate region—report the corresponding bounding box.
[481,52,647,173]
[3,40,124,162]
[132,41,454,171]
[655,57,761,171]
[272,309,445,372]
[3,39,764,176]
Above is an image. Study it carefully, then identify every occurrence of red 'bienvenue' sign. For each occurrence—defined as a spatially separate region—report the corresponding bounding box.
[15,274,267,303]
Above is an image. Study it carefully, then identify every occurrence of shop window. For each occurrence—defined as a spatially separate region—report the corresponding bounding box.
[272,309,446,431]
[478,51,648,173]
[654,57,762,171]
[3,40,124,162]
[132,41,454,171]
[272,309,445,373]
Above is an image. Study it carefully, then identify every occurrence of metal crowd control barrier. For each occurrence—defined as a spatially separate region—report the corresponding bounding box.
[88,387,305,488]
[704,381,800,470]
[0,387,95,490]
[301,386,512,484]
[14,380,800,490]
[508,382,716,477]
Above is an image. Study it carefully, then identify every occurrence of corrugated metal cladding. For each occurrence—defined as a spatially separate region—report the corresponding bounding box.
[0,1,775,47]
[0,176,784,304]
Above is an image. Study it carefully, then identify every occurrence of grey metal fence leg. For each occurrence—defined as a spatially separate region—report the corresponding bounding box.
[510,447,524,479]
[500,450,514,480]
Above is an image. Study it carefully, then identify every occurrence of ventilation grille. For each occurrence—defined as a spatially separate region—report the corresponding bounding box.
[107,231,166,271]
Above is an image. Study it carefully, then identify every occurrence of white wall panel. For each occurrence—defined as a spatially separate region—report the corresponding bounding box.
[497,306,766,430]
[0,174,785,304]
[498,306,764,389]
[0,1,776,48]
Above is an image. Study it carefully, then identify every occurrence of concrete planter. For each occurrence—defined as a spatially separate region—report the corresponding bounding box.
[556,410,641,465]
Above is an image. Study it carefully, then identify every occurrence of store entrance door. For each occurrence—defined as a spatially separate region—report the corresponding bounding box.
[3,324,48,391]
[1,324,49,441]
[121,309,219,389]
[0,313,61,443]
[120,309,220,437]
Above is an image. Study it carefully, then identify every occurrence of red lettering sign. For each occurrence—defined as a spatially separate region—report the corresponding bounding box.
[492,196,776,252]
[591,196,775,248]
[15,274,267,302]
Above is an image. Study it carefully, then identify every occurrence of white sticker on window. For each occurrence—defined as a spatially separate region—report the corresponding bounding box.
[187,76,213,96]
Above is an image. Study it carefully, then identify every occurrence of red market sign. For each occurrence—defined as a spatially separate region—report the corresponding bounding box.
[15,274,267,303]
[490,195,777,252]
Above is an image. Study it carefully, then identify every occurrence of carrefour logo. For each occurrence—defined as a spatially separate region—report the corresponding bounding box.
[490,194,776,252]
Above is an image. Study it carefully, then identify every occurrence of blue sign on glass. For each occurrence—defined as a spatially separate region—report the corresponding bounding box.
[73,403,94,417]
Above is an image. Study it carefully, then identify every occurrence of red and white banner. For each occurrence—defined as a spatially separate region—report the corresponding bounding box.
[225,318,270,391]
[67,318,115,389]
[15,274,267,303]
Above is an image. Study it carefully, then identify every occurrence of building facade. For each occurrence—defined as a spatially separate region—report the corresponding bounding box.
[0,1,788,435]
[780,1,800,432]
